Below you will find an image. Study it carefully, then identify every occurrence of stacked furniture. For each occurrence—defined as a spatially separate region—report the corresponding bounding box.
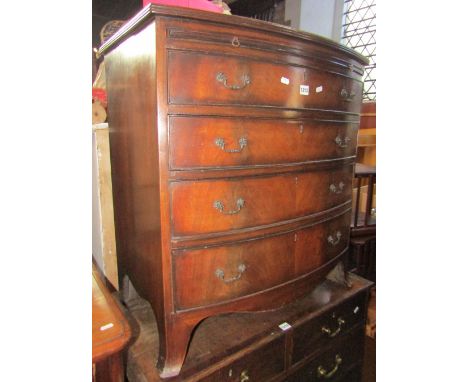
[349,163,376,282]
[98,4,368,378]
[349,101,377,283]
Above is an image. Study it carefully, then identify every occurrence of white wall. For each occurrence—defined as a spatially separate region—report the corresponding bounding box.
[92,124,119,289]
[285,0,344,42]
[92,127,104,273]
[285,0,302,30]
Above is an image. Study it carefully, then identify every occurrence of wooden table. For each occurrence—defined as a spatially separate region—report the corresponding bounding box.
[93,265,131,382]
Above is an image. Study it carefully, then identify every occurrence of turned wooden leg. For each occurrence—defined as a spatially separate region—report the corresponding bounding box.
[157,318,197,379]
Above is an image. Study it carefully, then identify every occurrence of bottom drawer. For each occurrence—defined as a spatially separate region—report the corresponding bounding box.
[200,336,285,382]
[286,328,365,382]
[292,291,367,364]
[339,365,363,382]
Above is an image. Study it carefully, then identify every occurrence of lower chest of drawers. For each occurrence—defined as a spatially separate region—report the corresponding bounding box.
[126,274,372,382]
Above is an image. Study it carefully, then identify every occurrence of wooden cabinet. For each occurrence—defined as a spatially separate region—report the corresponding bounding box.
[99,4,367,378]
[126,274,373,381]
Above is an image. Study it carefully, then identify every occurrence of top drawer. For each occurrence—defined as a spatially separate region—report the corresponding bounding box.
[167,50,363,113]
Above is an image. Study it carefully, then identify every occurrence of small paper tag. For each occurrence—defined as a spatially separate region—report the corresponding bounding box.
[300,85,309,95]
[278,322,292,331]
[316,85,323,93]
[100,323,114,331]
[353,306,360,314]
[280,76,290,85]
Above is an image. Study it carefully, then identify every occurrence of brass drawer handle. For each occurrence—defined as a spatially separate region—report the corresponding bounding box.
[216,72,251,90]
[214,137,247,153]
[215,264,246,283]
[231,36,241,47]
[334,136,351,148]
[327,231,342,246]
[321,317,345,337]
[213,198,245,215]
[340,88,355,102]
[317,354,342,379]
[240,370,249,382]
[329,181,345,194]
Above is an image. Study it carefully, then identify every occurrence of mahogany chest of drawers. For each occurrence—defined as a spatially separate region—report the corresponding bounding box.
[99,4,367,378]
[126,274,373,381]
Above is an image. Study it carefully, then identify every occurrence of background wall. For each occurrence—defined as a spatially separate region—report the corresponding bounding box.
[285,0,344,42]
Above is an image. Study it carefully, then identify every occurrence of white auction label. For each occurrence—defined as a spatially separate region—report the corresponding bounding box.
[280,76,290,85]
[278,322,292,331]
[316,85,323,93]
[100,322,114,331]
[300,85,309,95]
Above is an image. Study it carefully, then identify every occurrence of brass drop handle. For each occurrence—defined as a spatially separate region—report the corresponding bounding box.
[335,136,351,148]
[231,36,241,47]
[213,198,245,215]
[240,370,249,382]
[216,72,251,90]
[214,137,247,153]
[321,317,345,337]
[317,354,342,379]
[327,231,342,246]
[215,264,246,284]
[329,181,345,194]
[340,88,355,102]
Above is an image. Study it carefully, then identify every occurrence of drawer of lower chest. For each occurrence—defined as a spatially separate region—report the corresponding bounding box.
[167,50,363,113]
[170,166,353,237]
[173,211,350,310]
[336,365,363,382]
[286,329,365,382]
[198,336,285,382]
[169,116,358,170]
[291,292,368,364]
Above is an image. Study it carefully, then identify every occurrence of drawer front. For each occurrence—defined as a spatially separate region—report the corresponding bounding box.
[166,19,365,80]
[286,329,365,382]
[199,336,285,382]
[170,166,353,237]
[337,365,362,382]
[293,211,351,275]
[169,116,358,170]
[167,50,363,113]
[173,212,350,310]
[292,292,368,364]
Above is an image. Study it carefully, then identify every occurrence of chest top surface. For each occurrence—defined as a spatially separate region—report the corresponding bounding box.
[98,4,367,65]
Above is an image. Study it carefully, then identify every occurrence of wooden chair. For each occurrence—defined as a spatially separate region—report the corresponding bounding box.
[348,163,376,282]
[229,0,278,21]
